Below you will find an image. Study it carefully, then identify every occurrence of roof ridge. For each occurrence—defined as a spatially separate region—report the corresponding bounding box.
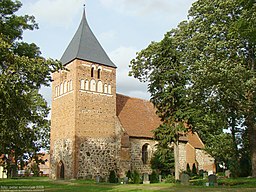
[116,93,150,102]
[77,13,85,59]
[60,10,116,68]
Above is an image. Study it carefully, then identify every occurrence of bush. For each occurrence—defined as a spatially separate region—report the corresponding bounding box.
[186,164,191,175]
[109,170,117,183]
[126,170,132,182]
[133,170,141,184]
[150,170,159,183]
[31,162,39,177]
[190,178,206,186]
[165,174,176,183]
[192,164,197,175]
[198,169,205,178]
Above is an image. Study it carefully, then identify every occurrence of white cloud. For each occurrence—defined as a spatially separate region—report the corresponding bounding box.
[20,0,84,27]
[98,30,117,45]
[109,46,150,100]
[99,0,196,19]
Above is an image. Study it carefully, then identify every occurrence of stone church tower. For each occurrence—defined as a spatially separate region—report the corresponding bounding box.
[50,9,119,179]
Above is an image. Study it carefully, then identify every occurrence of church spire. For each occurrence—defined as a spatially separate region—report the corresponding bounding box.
[60,8,116,68]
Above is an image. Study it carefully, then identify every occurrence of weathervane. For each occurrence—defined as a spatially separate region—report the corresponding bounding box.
[83,0,86,9]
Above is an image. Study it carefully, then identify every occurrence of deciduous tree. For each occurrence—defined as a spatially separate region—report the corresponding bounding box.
[0,0,62,177]
[130,0,256,177]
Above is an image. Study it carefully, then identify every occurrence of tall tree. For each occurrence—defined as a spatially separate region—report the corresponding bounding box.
[186,0,256,177]
[130,0,256,177]
[0,0,62,177]
[130,23,192,179]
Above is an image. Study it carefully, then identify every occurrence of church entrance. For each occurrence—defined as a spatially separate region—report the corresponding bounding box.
[57,161,65,179]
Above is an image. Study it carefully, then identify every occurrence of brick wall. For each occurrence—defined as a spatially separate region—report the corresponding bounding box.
[50,59,118,179]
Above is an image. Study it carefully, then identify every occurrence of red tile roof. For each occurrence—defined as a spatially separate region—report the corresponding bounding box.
[187,131,205,149]
[116,94,161,138]
[116,94,205,149]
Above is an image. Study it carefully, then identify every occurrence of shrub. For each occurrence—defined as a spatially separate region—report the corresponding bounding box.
[190,178,206,186]
[186,164,191,175]
[165,174,176,183]
[192,163,197,175]
[30,162,40,177]
[126,170,132,181]
[133,170,141,184]
[150,170,159,183]
[109,170,117,183]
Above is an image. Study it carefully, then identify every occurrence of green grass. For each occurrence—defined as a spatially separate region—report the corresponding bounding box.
[1,177,256,192]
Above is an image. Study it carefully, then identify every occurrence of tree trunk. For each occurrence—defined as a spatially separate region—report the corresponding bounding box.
[174,141,180,180]
[230,115,240,177]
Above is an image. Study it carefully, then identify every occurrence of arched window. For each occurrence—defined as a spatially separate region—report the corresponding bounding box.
[80,79,85,90]
[142,144,149,164]
[97,81,103,93]
[85,80,89,90]
[104,84,108,93]
[91,67,94,78]
[57,161,65,179]
[60,83,63,95]
[90,79,96,91]
[108,84,112,94]
[63,81,67,93]
[97,69,101,79]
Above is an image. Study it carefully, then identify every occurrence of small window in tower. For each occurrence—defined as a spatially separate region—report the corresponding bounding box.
[67,81,70,91]
[63,81,67,93]
[60,83,63,95]
[80,79,85,90]
[142,144,149,164]
[90,79,96,91]
[108,84,112,94]
[97,69,101,79]
[91,67,94,78]
[104,84,108,93]
[97,81,103,93]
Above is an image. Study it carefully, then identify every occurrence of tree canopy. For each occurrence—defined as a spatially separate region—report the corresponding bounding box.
[0,0,62,176]
[130,0,256,177]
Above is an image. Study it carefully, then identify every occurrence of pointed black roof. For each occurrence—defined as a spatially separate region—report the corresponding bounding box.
[60,10,116,68]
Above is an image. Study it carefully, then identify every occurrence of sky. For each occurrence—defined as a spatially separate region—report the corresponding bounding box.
[19,0,196,105]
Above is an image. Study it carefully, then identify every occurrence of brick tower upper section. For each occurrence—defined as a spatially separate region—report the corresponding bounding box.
[51,8,117,140]
[51,59,116,139]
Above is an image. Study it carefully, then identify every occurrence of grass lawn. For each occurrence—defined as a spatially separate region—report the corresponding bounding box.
[1,177,256,192]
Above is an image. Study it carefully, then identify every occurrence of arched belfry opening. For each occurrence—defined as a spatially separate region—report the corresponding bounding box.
[57,161,65,179]
[91,67,94,78]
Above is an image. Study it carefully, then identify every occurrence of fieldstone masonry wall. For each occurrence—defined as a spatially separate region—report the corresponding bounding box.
[51,139,74,179]
[77,137,120,179]
[196,149,215,172]
[129,138,157,174]
[178,142,187,173]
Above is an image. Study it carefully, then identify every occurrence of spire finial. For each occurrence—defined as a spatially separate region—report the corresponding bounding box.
[83,2,86,18]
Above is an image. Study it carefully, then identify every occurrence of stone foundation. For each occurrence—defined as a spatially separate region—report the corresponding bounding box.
[77,137,120,179]
[129,138,156,174]
[50,139,74,179]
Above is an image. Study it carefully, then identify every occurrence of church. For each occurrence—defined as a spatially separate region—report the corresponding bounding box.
[49,9,215,180]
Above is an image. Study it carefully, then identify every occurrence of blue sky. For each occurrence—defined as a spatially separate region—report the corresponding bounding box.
[19,0,196,104]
